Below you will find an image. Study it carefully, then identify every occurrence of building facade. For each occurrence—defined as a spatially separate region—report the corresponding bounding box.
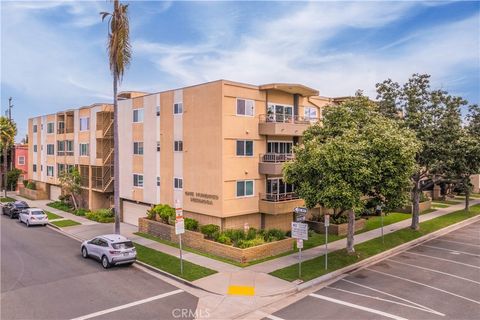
[117,80,341,230]
[27,103,114,209]
[14,144,28,188]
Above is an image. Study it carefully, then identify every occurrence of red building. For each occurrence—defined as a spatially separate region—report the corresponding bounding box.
[14,144,28,187]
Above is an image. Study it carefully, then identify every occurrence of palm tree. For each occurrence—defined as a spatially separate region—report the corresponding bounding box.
[101,0,132,234]
[0,117,17,197]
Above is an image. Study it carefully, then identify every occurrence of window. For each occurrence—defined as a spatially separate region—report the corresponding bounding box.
[236,140,253,156]
[133,109,144,123]
[79,143,89,156]
[173,103,183,114]
[157,141,160,152]
[33,145,37,153]
[58,121,65,133]
[47,122,54,134]
[33,164,37,172]
[236,180,254,197]
[46,144,55,155]
[79,117,90,131]
[236,99,254,116]
[267,104,293,123]
[66,140,74,155]
[157,176,160,187]
[133,174,144,187]
[174,177,183,189]
[46,166,54,177]
[174,140,183,152]
[17,156,25,165]
[33,125,37,133]
[156,105,160,116]
[57,163,65,174]
[57,140,65,156]
[133,142,144,155]
[304,107,318,121]
[267,141,293,154]
[67,165,75,173]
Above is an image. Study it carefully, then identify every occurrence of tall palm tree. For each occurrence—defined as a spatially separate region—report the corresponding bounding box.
[0,116,17,197]
[101,0,132,234]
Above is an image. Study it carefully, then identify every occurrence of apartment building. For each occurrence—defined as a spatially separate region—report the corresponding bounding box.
[28,103,114,210]
[118,80,342,231]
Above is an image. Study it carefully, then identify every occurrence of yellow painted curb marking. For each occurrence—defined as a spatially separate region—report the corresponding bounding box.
[227,285,255,296]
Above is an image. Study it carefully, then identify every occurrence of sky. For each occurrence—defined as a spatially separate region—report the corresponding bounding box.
[1,0,479,141]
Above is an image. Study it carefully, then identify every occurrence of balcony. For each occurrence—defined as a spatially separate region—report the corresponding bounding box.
[259,192,304,215]
[259,153,294,175]
[258,114,317,136]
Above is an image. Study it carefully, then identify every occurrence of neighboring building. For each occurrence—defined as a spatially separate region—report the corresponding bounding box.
[471,174,480,194]
[14,144,28,188]
[117,80,342,230]
[27,103,114,209]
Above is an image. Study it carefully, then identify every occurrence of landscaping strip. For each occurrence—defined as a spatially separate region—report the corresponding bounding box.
[50,219,81,228]
[133,242,217,281]
[0,196,15,202]
[270,204,480,282]
[45,211,63,220]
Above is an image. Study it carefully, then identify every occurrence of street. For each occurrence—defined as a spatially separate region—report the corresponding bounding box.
[0,214,198,320]
[264,221,480,320]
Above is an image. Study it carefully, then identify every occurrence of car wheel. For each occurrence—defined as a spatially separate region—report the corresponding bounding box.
[10,214,15,219]
[26,220,30,227]
[81,247,89,259]
[101,256,110,269]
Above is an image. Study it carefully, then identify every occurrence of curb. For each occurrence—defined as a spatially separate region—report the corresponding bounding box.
[296,213,480,292]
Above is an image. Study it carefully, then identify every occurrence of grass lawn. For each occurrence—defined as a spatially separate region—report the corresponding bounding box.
[0,196,15,202]
[433,199,462,205]
[47,201,73,212]
[270,204,480,282]
[50,219,81,228]
[301,232,344,250]
[45,211,63,220]
[432,202,450,208]
[134,243,217,281]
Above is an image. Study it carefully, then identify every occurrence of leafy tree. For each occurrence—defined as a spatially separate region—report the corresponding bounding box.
[58,168,82,210]
[284,95,419,253]
[101,0,132,234]
[6,168,23,190]
[0,117,17,197]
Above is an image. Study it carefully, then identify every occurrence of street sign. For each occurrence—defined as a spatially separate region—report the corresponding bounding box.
[175,220,185,235]
[324,214,330,227]
[175,207,183,221]
[291,222,308,240]
[294,207,308,214]
[296,239,303,249]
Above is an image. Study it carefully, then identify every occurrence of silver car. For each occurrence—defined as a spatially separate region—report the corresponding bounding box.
[81,234,136,269]
[19,208,49,227]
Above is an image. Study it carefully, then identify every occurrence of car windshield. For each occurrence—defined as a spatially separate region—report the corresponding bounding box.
[112,241,134,249]
[31,211,45,215]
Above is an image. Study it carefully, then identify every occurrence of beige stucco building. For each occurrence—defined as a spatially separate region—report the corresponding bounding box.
[27,103,114,209]
[118,80,342,230]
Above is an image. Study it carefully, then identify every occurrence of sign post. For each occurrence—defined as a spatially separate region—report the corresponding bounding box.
[294,207,308,222]
[381,211,385,246]
[175,201,185,275]
[324,214,330,270]
[291,221,308,279]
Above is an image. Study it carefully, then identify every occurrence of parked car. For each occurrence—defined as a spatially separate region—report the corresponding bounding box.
[19,208,49,227]
[81,234,136,269]
[2,201,29,219]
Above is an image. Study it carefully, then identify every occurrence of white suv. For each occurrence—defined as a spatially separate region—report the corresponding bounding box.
[81,234,136,268]
[19,208,49,227]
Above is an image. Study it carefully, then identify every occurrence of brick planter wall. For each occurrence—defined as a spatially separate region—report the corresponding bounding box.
[307,219,366,236]
[396,200,432,214]
[138,218,294,263]
[19,187,48,200]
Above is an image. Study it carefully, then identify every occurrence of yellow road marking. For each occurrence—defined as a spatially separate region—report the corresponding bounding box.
[227,285,255,296]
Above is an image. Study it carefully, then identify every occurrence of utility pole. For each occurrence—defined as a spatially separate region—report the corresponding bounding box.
[8,97,13,120]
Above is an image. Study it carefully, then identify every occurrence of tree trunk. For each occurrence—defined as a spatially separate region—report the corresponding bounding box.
[113,77,121,234]
[346,210,355,254]
[71,193,78,210]
[3,147,7,197]
[411,177,420,230]
[465,177,470,212]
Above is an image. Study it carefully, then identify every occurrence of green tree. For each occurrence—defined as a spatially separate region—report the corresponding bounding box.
[58,168,82,210]
[0,117,17,197]
[284,95,419,253]
[101,0,132,234]
[7,168,23,191]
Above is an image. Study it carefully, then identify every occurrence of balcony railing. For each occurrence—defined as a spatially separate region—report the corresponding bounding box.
[260,192,299,202]
[260,153,294,163]
[259,114,318,124]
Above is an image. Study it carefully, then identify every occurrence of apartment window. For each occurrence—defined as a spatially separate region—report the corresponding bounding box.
[66,140,74,155]
[79,117,90,131]
[156,106,160,116]
[133,174,144,187]
[46,166,54,177]
[174,140,183,152]
[236,140,253,156]
[173,103,183,114]
[237,180,254,197]
[79,143,89,156]
[133,142,144,155]
[236,99,254,116]
[133,109,144,123]
[18,156,25,165]
[33,145,37,153]
[57,140,65,155]
[58,121,65,133]
[174,177,183,190]
[33,125,37,133]
[267,104,293,122]
[57,163,65,174]
[46,144,55,155]
[157,176,160,187]
[267,141,293,154]
[157,141,160,152]
[47,122,54,134]
[67,165,75,173]
[304,107,318,121]
[33,164,37,172]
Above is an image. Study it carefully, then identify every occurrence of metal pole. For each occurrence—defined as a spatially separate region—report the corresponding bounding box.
[299,247,302,279]
[179,234,183,275]
[325,225,328,270]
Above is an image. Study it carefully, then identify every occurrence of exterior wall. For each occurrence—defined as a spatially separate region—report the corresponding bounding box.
[14,144,29,185]
[471,174,480,194]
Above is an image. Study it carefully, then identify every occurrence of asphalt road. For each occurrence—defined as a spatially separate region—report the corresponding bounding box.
[1,213,199,320]
[264,221,480,320]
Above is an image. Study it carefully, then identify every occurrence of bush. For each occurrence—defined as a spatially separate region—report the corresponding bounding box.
[47,201,72,212]
[149,204,176,224]
[73,208,88,216]
[86,209,114,223]
[184,218,199,231]
[223,229,245,243]
[26,181,36,190]
[263,228,286,242]
[200,224,220,240]
[216,233,232,245]
[420,192,431,203]
[237,236,265,249]
[246,228,257,240]
[23,180,28,187]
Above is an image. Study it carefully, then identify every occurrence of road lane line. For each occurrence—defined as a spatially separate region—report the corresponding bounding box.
[325,286,445,316]
[420,245,480,257]
[366,268,480,305]
[387,259,480,284]
[435,239,480,247]
[259,312,285,320]
[403,251,480,269]
[309,293,408,320]
[70,289,184,320]
[340,279,444,315]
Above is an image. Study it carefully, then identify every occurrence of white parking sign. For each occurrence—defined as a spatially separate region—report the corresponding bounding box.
[291,222,308,240]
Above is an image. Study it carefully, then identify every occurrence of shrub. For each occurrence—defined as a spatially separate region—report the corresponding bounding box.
[26,181,36,190]
[246,228,257,240]
[216,233,232,245]
[73,208,88,216]
[47,201,72,212]
[420,192,430,203]
[150,204,176,224]
[184,218,199,231]
[224,229,245,243]
[23,180,28,187]
[237,236,265,249]
[200,224,220,240]
[86,209,114,223]
[263,228,286,242]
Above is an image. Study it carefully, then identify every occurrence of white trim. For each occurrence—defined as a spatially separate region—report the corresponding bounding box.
[132,108,144,123]
[46,122,55,134]
[133,173,144,188]
[173,177,183,190]
[236,179,255,198]
[79,117,90,131]
[236,98,255,117]
[235,140,254,157]
[173,102,183,115]
[17,156,25,165]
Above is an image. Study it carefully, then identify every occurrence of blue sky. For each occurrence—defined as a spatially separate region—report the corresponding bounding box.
[1,0,479,140]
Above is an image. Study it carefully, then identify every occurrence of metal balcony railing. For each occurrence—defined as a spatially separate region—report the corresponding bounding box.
[259,114,318,124]
[260,153,294,163]
[260,192,299,202]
